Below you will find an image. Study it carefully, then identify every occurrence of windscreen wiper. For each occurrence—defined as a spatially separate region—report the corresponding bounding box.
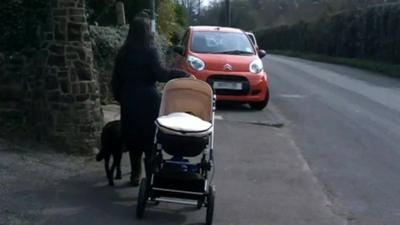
[214,50,254,55]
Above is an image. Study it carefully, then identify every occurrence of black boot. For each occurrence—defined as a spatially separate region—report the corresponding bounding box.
[129,150,142,187]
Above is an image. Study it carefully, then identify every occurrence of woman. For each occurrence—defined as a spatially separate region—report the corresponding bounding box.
[112,15,189,186]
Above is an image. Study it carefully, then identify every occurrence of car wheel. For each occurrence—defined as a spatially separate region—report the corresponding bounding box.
[250,89,269,110]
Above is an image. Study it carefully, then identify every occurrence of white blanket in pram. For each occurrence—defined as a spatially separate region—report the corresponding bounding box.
[156,112,213,137]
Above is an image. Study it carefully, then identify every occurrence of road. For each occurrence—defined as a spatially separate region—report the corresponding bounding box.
[265,55,400,225]
[1,55,399,225]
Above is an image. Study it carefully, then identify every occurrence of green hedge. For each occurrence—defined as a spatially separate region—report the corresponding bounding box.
[90,25,172,103]
[256,4,400,64]
[90,25,169,69]
[90,25,129,70]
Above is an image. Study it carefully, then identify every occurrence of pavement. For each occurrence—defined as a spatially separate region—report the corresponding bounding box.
[0,99,346,224]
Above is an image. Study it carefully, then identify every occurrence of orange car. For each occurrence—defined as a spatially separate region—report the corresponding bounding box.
[173,26,269,110]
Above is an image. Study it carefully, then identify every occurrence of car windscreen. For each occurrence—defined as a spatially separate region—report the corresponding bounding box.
[191,31,255,55]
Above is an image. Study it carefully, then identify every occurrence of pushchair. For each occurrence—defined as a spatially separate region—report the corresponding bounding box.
[136,78,216,225]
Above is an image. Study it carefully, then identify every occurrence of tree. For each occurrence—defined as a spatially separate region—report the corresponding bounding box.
[86,0,149,25]
[0,0,48,51]
[157,0,177,43]
[200,0,394,30]
[175,3,189,27]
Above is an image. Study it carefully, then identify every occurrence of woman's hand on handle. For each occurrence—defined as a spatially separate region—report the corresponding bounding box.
[187,74,196,79]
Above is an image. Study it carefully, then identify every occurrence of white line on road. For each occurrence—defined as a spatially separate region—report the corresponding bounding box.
[271,56,400,112]
[278,94,307,98]
[215,115,224,120]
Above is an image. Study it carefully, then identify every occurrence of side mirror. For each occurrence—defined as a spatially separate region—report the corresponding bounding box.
[173,46,185,56]
[258,49,266,58]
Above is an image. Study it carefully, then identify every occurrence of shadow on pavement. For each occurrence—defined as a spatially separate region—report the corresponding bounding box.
[9,170,201,225]
[216,102,252,111]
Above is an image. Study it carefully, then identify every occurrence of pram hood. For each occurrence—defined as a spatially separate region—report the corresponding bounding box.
[156,112,212,137]
[156,78,214,137]
[159,78,213,122]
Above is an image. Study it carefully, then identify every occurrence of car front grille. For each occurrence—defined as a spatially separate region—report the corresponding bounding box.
[207,75,250,96]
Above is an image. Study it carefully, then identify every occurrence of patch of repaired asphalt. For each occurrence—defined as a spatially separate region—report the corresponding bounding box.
[215,103,285,128]
[217,118,284,128]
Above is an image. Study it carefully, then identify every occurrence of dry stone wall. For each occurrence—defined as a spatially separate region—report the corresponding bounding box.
[0,0,103,153]
[37,0,103,153]
[0,52,29,131]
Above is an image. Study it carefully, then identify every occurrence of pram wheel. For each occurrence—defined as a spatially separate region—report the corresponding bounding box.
[205,185,215,225]
[136,178,148,219]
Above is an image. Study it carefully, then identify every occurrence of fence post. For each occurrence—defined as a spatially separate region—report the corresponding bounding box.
[115,1,126,26]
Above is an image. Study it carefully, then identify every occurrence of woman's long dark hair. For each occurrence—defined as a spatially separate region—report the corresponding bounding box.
[124,16,152,49]
[112,15,153,101]
[115,15,152,63]
[113,15,152,78]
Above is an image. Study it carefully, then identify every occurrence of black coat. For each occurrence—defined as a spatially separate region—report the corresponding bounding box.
[112,46,187,151]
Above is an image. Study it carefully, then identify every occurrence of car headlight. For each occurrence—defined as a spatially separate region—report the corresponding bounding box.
[187,55,205,71]
[249,59,263,74]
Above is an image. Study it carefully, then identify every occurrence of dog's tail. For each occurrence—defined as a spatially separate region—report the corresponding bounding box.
[96,151,105,161]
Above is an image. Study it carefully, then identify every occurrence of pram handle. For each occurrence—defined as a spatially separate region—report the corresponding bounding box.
[185,74,196,79]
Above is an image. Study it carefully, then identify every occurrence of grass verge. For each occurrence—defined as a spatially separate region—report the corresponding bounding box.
[270,50,400,78]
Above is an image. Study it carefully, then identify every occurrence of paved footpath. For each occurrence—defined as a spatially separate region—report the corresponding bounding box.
[0,104,346,225]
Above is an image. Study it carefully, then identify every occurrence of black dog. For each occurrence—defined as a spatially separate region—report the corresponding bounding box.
[96,120,125,186]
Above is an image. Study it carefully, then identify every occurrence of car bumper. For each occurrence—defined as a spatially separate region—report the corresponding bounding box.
[188,68,269,103]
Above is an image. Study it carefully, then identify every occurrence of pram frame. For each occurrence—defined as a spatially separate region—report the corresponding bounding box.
[136,78,216,225]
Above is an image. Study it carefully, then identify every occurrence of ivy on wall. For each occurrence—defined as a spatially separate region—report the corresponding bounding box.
[0,0,49,52]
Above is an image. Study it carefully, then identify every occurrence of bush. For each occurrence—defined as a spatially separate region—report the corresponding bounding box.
[0,0,49,52]
[256,4,400,64]
[90,25,129,69]
[157,0,178,45]
[90,25,169,68]
[89,25,172,103]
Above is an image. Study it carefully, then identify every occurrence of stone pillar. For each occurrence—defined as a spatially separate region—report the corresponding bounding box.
[40,0,103,153]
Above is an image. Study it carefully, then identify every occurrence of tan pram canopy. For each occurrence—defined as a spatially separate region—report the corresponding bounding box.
[137,78,216,224]
[156,78,214,137]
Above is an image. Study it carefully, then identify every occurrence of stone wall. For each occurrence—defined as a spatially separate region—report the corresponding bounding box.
[30,0,104,153]
[0,0,103,154]
[0,0,104,153]
[0,0,172,153]
[0,52,29,132]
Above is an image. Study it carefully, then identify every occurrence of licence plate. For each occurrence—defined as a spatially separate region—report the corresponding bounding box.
[213,81,242,90]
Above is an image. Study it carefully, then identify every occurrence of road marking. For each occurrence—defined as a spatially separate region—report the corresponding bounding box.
[278,94,306,98]
[215,115,224,120]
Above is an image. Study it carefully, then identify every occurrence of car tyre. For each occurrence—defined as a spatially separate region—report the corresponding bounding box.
[250,89,269,110]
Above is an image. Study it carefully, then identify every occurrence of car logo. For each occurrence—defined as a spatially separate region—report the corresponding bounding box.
[224,64,233,71]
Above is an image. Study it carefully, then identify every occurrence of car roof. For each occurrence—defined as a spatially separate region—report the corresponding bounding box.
[190,26,244,33]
